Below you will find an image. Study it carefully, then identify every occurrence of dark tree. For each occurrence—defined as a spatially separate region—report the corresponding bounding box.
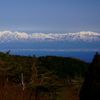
[79,52,100,100]
[6,50,11,55]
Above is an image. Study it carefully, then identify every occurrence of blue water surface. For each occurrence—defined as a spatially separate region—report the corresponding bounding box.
[6,50,98,63]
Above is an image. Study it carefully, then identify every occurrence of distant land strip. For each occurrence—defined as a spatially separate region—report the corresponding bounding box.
[0,49,100,52]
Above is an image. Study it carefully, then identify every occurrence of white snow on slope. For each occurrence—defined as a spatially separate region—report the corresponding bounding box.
[0,31,100,43]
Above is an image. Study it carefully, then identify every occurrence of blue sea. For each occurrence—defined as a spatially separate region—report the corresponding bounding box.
[4,50,99,63]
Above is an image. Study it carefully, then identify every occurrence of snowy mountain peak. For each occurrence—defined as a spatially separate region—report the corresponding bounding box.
[14,31,29,39]
[77,31,100,35]
[0,30,100,43]
[0,31,12,36]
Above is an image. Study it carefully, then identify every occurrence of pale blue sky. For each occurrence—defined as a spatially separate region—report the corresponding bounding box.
[0,0,100,33]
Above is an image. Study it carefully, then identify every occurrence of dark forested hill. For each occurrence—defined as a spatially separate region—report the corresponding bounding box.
[79,52,100,100]
[38,56,89,79]
[0,51,89,100]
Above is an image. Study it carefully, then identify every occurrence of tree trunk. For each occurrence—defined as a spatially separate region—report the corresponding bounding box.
[21,73,25,91]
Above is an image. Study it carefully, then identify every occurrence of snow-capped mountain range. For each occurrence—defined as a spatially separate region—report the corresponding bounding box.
[0,31,100,43]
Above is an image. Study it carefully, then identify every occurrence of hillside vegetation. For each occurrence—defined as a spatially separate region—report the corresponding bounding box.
[79,52,100,100]
[0,51,89,100]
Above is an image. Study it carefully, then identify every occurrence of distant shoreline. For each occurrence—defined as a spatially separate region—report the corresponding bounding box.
[0,48,100,52]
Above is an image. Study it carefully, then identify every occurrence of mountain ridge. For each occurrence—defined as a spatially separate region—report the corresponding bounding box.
[0,31,100,43]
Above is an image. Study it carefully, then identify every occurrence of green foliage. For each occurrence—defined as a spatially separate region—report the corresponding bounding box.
[79,52,100,100]
[38,56,89,79]
[28,84,64,100]
[0,52,38,83]
[0,51,90,100]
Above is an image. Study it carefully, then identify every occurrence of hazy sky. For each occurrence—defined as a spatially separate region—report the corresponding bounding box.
[0,0,100,33]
